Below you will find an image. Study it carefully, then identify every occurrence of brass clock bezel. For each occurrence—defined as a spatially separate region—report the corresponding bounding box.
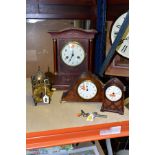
[104,85,123,102]
[60,41,86,67]
[77,79,98,100]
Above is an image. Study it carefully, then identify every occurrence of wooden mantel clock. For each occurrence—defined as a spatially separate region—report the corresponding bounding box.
[101,78,126,115]
[61,72,104,103]
[48,28,97,90]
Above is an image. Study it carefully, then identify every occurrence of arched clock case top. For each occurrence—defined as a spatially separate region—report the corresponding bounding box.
[61,72,104,103]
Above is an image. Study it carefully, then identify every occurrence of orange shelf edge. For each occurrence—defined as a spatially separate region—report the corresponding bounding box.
[26,120,129,150]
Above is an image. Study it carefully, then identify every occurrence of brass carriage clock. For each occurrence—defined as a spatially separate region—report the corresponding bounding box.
[31,67,53,106]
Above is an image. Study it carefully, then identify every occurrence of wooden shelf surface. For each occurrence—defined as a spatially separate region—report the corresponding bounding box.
[26,79,129,149]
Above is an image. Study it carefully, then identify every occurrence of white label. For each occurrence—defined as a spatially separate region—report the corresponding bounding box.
[43,95,49,104]
[86,114,94,122]
[100,126,121,136]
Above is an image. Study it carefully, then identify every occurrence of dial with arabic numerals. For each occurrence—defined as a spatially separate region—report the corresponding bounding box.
[77,80,97,100]
[61,41,85,67]
[105,85,122,102]
[111,12,129,59]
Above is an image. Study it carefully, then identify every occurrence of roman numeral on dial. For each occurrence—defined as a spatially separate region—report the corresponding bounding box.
[121,45,128,53]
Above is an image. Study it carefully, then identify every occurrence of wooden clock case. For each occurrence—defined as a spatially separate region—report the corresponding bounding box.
[105,20,129,77]
[101,78,125,115]
[61,72,104,103]
[48,28,97,90]
[105,0,129,77]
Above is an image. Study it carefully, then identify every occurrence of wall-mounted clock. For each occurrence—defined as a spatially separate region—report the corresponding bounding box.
[61,72,104,103]
[111,12,129,59]
[100,78,126,115]
[48,28,97,90]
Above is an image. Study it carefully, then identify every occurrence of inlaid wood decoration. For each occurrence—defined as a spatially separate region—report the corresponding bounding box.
[101,78,126,115]
[61,72,104,103]
[48,28,97,90]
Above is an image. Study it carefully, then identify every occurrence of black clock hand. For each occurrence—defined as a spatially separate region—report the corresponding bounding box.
[86,85,88,91]
[118,36,129,46]
[68,50,74,62]
[65,56,69,60]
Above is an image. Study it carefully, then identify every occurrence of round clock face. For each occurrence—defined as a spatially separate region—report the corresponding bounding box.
[61,41,85,67]
[111,12,129,59]
[105,85,122,102]
[77,80,97,100]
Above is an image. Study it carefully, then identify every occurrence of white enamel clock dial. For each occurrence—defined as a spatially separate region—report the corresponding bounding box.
[61,41,85,67]
[77,80,97,100]
[111,12,129,59]
[105,85,122,102]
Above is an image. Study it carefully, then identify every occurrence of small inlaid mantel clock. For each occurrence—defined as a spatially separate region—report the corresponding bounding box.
[48,28,97,90]
[101,78,126,115]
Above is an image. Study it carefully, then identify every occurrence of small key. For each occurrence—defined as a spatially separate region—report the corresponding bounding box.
[81,110,89,117]
[76,110,89,117]
[93,112,107,118]
[77,110,107,118]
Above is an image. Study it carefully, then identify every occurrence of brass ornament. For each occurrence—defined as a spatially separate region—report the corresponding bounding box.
[32,84,53,106]
[31,66,53,106]
[31,66,46,87]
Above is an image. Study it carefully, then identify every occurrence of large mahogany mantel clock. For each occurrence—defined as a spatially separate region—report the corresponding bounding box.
[48,28,97,90]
